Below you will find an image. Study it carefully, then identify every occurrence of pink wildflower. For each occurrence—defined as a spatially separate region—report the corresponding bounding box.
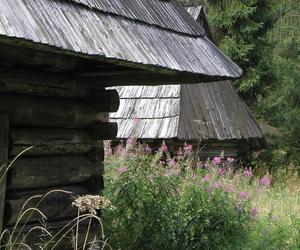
[259,175,271,187]
[243,167,253,178]
[204,161,211,169]
[161,142,168,153]
[145,144,152,154]
[132,117,140,124]
[117,166,128,174]
[201,175,211,182]
[212,182,222,189]
[239,191,249,200]
[183,143,193,156]
[212,157,222,165]
[219,167,227,176]
[167,158,176,168]
[126,138,134,145]
[250,207,258,217]
[227,157,235,163]
[114,144,126,157]
[225,184,234,193]
[104,145,112,156]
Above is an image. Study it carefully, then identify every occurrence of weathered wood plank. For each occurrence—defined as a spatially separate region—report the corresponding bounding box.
[0,67,121,101]
[0,67,91,98]
[10,128,99,156]
[11,144,93,157]
[0,113,9,233]
[7,156,102,190]
[0,94,107,128]
[4,185,89,226]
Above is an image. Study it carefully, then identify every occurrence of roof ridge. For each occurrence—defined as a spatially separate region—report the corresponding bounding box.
[55,0,205,37]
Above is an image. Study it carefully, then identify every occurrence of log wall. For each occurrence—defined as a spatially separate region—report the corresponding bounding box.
[0,67,119,248]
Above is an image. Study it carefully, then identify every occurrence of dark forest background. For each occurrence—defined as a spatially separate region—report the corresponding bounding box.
[180,0,300,172]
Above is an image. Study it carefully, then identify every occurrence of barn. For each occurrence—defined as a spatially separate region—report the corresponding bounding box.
[109,6,264,161]
[0,1,242,248]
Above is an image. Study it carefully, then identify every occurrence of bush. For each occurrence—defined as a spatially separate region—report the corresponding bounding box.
[103,141,253,249]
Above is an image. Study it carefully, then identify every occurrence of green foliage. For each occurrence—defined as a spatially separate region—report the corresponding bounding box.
[201,0,277,101]
[179,0,203,6]
[254,1,300,167]
[103,142,251,249]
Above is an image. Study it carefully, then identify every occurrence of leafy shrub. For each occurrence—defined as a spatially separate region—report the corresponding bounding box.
[103,141,253,249]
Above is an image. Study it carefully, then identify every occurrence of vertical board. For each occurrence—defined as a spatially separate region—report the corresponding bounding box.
[0,113,9,233]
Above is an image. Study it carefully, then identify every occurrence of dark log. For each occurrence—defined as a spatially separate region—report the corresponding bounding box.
[90,122,118,140]
[4,185,89,226]
[0,68,91,98]
[0,94,108,128]
[11,144,93,157]
[87,89,119,112]
[4,219,102,250]
[0,113,9,233]
[0,68,122,102]
[0,43,121,76]
[0,44,105,73]
[85,175,104,195]
[85,146,105,193]
[7,156,102,190]
[86,145,105,163]
[10,128,99,157]
[83,159,105,194]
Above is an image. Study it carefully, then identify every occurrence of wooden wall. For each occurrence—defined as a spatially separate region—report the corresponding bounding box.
[0,67,119,248]
[127,138,250,161]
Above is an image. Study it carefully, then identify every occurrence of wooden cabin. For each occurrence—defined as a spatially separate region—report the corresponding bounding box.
[109,6,264,161]
[0,1,242,248]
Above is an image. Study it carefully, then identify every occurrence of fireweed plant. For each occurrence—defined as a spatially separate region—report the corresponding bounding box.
[103,140,300,249]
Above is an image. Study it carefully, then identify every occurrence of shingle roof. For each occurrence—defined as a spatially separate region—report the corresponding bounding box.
[109,7,263,145]
[109,81,263,142]
[0,0,242,79]
[185,6,213,40]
